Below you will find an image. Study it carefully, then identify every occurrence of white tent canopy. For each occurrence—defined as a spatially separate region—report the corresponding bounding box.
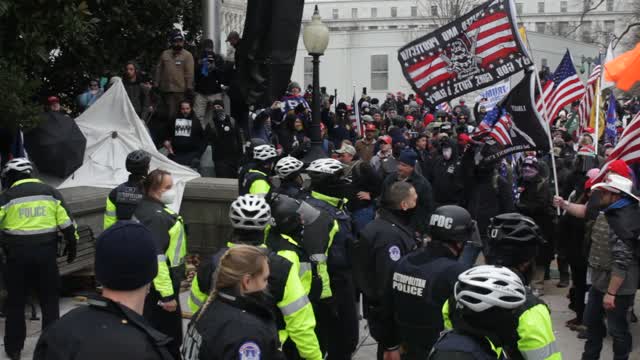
[58,78,200,211]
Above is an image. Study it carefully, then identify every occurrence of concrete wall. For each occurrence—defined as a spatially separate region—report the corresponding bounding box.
[59,177,239,261]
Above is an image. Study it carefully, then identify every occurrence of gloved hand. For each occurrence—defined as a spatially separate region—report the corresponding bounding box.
[65,241,77,264]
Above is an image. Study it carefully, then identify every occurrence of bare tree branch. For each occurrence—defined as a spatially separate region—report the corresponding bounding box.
[613,22,640,49]
[564,0,606,37]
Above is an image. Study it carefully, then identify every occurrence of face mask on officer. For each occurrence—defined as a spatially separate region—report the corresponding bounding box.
[160,188,176,205]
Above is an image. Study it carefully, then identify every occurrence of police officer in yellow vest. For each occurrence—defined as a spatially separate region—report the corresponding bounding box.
[304,158,359,359]
[188,194,322,360]
[0,158,79,360]
[103,150,150,230]
[443,213,561,360]
[239,144,278,196]
[134,169,187,359]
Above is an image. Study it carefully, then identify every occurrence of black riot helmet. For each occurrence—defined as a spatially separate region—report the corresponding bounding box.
[485,213,546,267]
[125,150,151,176]
[269,193,320,236]
[428,205,478,244]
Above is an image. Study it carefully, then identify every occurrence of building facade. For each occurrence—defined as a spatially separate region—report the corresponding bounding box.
[291,0,634,101]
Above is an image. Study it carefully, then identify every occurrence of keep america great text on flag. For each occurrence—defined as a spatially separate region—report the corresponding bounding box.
[397,0,531,107]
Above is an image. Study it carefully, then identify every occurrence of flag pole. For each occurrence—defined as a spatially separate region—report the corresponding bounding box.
[523,30,561,214]
[593,77,602,155]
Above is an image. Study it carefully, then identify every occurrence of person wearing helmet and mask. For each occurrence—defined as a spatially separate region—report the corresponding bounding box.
[134,169,187,358]
[182,245,286,360]
[353,181,420,360]
[304,158,359,359]
[274,156,306,199]
[103,150,151,230]
[515,156,553,297]
[239,144,278,196]
[444,213,560,360]
[0,158,79,360]
[388,206,475,359]
[430,266,527,360]
[187,195,321,360]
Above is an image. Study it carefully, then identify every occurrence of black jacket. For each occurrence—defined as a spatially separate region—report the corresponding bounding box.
[431,155,463,206]
[344,159,382,212]
[195,52,225,95]
[123,78,149,116]
[358,208,418,348]
[34,296,173,360]
[107,176,145,221]
[382,170,435,233]
[183,289,285,360]
[516,175,552,218]
[392,242,469,349]
[463,169,514,239]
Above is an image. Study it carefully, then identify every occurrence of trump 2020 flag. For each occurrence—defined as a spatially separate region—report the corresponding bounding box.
[474,71,550,161]
[397,0,531,107]
[606,92,618,144]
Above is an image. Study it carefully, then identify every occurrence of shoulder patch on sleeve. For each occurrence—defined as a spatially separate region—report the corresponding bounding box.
[239,341,261,360]
[389,245,401,261]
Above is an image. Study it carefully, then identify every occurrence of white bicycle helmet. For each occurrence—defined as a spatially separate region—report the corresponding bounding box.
[229,195,272,230]
[306,158,344,175]
[1,158,33,178]
[253,144,277,161]
[454,265,526,312]
[275,156,304,178]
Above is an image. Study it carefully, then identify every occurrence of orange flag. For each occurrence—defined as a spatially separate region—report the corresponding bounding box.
[604,43,640,91]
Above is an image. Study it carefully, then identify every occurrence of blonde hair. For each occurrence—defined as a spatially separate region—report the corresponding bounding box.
[196,245,268,320]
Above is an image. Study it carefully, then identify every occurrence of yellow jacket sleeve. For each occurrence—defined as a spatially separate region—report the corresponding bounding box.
[249,179,271,195]
[104,197,117,230]
[278,263,322,360]
[188,274,209,313]
[517,304,561,360]
[154,255,175,301]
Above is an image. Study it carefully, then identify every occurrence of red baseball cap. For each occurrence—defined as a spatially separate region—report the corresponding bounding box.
[47,96,60,104]
[406,115,415,122]
[379,135,392,145]
[365,124,377,132]
[606,159,632,179]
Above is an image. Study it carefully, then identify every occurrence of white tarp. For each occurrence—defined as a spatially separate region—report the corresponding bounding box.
[58,78,200,211]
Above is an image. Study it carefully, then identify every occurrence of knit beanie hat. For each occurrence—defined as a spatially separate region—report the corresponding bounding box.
[95,221,158,291]
[577,145,596,157]
[398,149,418,167]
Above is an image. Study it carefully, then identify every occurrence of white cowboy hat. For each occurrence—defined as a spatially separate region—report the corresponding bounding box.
[591,173,640,202]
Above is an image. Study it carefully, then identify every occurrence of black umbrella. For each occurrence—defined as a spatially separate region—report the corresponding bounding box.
[25,112,86,178]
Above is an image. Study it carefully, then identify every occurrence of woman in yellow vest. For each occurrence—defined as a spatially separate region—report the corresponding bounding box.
[135,169,187,359]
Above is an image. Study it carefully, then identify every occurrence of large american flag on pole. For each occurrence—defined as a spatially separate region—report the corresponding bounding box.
[593,112,640,184]
[535,50,586,124]
[398,0,531,107]
[577,63,602,132]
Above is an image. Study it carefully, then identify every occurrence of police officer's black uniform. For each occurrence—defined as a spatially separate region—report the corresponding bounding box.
[33,296,173,360]
[0,159,78,359]
[182,288,286,360]
[355,207,419,356]
[390,206,474,359]
[103,150,150,230]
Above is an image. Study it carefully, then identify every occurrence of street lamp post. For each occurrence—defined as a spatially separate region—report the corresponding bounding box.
[302,5,330,164]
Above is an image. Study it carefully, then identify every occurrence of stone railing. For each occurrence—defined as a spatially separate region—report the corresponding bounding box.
[59,177,239,262]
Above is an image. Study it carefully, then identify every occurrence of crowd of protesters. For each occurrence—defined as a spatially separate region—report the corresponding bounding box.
[2,27,640,360]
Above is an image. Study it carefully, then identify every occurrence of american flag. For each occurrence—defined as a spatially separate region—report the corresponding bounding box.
[437,102,451,113]
[535,50,585,124]
[577,63,602,132]
[407,11,521,92]
[474,107,513,146]
[593,112,640,184]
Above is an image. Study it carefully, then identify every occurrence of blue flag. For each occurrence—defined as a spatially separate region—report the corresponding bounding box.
[606,92,618,145]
